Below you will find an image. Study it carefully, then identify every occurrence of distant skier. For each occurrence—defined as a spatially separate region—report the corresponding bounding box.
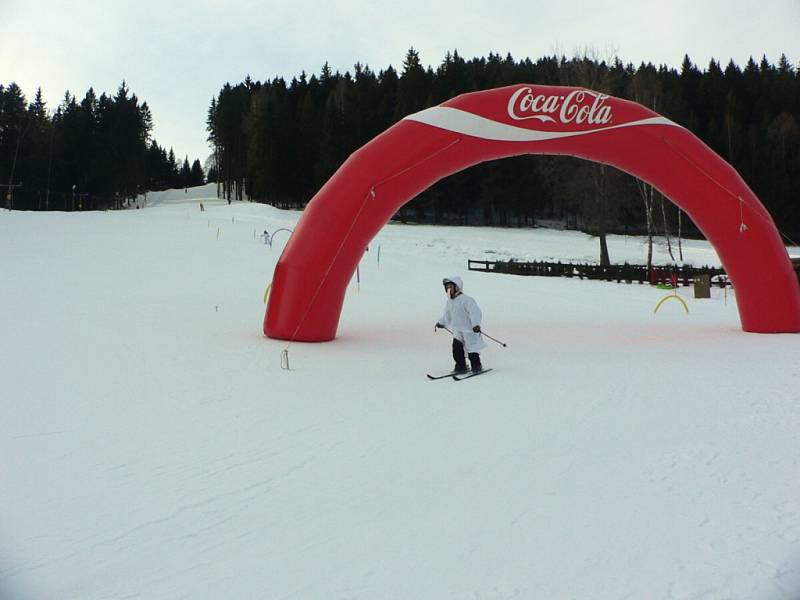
[435,276,486,373]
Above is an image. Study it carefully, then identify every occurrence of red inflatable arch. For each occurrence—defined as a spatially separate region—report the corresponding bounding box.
[264,84,800,341]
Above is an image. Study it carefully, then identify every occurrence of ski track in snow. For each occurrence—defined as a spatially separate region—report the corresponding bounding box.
[1,184,800,599]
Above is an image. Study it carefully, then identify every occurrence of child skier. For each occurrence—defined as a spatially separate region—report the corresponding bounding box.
[435,276,486,373]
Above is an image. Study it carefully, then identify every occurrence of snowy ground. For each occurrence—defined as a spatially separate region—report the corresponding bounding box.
[2,184,799,600]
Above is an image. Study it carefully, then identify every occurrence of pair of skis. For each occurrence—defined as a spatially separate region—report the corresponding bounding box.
[427,368,493,381]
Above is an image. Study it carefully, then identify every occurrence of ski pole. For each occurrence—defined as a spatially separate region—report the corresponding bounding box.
[435,324,454,334]
[438,324,506,347]
[480,331,507,347]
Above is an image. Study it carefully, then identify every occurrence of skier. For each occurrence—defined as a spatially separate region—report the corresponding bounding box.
[435,276,486,373]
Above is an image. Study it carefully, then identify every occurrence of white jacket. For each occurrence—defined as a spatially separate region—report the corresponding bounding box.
[439,276,487,352]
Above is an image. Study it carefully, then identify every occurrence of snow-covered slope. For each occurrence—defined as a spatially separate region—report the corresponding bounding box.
[2,184,799,599]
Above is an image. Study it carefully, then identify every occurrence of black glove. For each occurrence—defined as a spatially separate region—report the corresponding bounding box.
[435,322,444,329]
[473,325,481,333]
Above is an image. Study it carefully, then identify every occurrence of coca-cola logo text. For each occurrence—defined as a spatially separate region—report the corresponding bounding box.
[507,87,613,125]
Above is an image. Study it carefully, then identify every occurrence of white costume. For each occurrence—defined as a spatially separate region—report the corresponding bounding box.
[439,276,487,353]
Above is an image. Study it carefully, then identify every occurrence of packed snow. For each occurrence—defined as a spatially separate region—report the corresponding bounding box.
[2,184,799,599]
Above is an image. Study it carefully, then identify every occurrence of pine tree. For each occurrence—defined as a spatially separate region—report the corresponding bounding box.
[180,156,191,188]
[190,159,205,186]
[395,47,430,119]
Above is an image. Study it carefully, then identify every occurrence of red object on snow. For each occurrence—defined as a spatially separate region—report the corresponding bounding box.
[264,85,800,341]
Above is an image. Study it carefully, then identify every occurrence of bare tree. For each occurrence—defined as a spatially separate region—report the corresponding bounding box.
[559,46,620,265]
[628,63,682,265]
[635,178,656,271]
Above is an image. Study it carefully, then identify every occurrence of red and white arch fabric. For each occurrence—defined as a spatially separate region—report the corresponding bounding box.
[264,85,800,341]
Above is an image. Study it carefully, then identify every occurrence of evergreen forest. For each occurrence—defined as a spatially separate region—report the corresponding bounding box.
[0,81,204,211]
[3,49,798,257]
[207,49,800,254]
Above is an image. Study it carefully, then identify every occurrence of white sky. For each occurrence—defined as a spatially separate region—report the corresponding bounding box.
[1,0,798,165]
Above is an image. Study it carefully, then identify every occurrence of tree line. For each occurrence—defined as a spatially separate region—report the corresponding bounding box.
[207,49,800,263]
[0,81,205,211]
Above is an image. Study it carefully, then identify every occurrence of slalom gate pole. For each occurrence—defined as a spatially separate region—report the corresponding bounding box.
[280,349,291,370]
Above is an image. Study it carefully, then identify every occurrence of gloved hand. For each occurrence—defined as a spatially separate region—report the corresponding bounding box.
[435,322,444,329]
[473,325,481,333]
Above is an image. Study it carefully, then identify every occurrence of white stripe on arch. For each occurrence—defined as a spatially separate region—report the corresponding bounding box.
[403,106,681,142]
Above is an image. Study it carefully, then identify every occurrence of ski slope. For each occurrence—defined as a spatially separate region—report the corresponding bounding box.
[1,184,799,599]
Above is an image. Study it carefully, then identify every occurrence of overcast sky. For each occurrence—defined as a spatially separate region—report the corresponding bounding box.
[2,0,798,165]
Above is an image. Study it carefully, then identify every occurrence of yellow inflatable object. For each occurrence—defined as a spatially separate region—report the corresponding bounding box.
[653,294,689,314]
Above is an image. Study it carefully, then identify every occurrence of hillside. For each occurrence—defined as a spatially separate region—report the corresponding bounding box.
[1,185,799,599]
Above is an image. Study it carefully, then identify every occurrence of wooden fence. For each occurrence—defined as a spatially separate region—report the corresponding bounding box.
[468,259,731,287]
